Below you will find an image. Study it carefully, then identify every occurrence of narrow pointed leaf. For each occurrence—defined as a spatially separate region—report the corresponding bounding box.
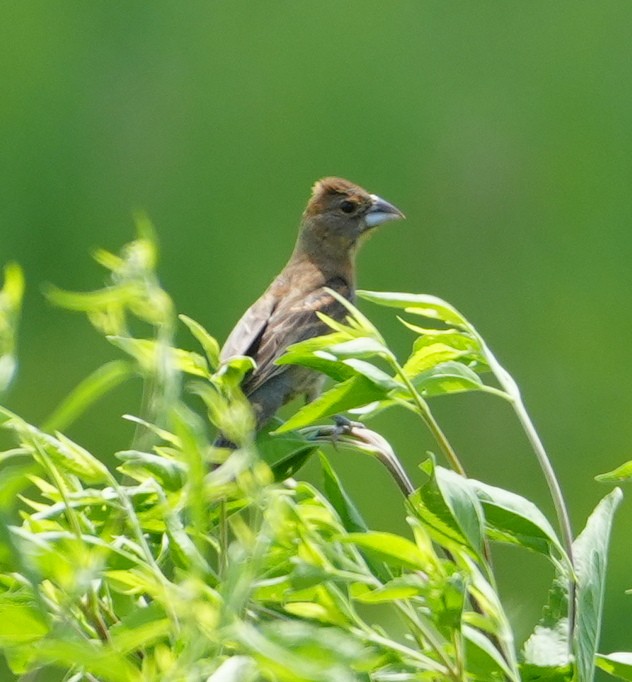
[573,488,623,682]
[320,454,367,533]
[358,290,468,328]
[273,375,388,434]
[179,314,221,369]
[595,460,632,483]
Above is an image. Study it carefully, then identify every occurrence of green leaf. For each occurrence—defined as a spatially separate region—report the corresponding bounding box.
[409,327,481,353]
[468,479,566,559]
[0,262,24,393]
[52,431,110,483]
[411,463,484,557]
[522,489,623,682]
[320,454,367,533]
[0,600,49,646]
[459,555,521,677]
[42,360,135,432]
[108,602,170,654]
[324,286,383,339]
[463,624,520,681]
[435,465,485,555]
[402,342,469,378]
[2,416,109,484]
[257,423,318,480]
[208,656,259,682]
[353,575,426,604]
[214,355,257,387]
[414,361,486,397]
[274,375,388,434]
[342,359,400,390]
[105,569,162,595]
[278,332,370,382]
[269,447,316,481]
[573,488,623,682]
[358,290,468,328]
[0,461,40,511]
[596,652,632,680]
[46,282,140,312]
[108,336,209,377]
[232,620,369,682]
[115,449,186,490]
[341,532,429,571]
[595,459,632,483]
[30,639,141,682]
[326,336,390,360]
[179,314,221,369]
[520,662,573,682]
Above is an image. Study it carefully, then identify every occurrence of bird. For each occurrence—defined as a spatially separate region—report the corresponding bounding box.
[217,177,404,444]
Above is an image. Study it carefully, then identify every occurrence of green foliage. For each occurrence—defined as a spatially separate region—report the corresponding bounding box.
[0,263,24,396]
[0,231,629,681]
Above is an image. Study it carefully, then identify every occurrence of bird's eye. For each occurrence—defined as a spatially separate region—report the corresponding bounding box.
[340,200,356,214]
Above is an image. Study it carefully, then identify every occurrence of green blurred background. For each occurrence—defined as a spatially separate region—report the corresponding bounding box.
[2,0,631,672]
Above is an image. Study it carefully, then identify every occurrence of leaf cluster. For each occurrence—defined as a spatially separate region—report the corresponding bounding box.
[0,229,629,681]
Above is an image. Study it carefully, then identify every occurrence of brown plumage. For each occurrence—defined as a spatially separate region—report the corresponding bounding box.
[218,177,404,441]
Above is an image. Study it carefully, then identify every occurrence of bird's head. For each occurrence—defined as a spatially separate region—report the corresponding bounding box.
[299,177,404,256]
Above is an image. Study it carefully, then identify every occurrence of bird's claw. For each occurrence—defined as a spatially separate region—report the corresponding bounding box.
[329,415,364,448]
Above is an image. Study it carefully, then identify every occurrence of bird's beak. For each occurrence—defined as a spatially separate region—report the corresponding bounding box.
[364,194,405,228]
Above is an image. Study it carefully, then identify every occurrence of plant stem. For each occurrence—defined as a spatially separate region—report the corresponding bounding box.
[482,344,576,643]
[392,360,466,476]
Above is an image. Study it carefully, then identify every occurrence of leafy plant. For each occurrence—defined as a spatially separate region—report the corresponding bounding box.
[0,227,628,681]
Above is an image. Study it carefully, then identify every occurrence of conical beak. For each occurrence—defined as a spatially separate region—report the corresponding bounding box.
[364,194,405,228]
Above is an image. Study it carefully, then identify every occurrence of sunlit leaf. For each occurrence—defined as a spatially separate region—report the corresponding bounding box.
[596,652,632,680]
[115,450,186,490]
[0,599,48,646]
[179,314,221,369]
[402,342,469,379]
[324,287,383,340]
[208,656,258,682]
[107,602,170,655]
[326,337,390,360]
[1,414,109,484]
[30,639,141,682]
[274,375,388,434]
[595,460,632,483]
[277,332,368,382]
[0,263,25,393]
[46,282,140,312]
[341,532,429,571]
[353,575,426,604]
[358,290,468,328]
[414,361,488,397]
[108,336,209,377]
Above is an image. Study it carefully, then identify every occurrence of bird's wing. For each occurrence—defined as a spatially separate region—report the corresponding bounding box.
[241,278,351,397]
[219,289,277,362]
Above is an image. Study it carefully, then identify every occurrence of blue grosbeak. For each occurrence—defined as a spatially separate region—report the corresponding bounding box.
[218,177,404,441]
